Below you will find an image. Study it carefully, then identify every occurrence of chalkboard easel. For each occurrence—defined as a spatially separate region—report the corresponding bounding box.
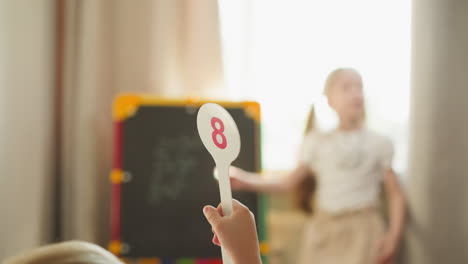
[108,94,268,263]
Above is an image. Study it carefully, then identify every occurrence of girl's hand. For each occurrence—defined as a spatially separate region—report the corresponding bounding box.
[229,166,253,190]
[214,166,253,191]
[376,233,398,264]
[203,199,261,264]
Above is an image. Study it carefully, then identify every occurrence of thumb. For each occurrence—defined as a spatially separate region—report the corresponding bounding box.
[203,205,222,226]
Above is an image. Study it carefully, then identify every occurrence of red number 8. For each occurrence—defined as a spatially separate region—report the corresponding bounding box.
[211,117,227,149]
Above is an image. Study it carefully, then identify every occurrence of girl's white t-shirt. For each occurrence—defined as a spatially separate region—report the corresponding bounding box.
[300,128,394,213]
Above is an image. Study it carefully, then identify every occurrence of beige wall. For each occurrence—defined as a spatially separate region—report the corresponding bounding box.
[0,0,55,258]
[404,0,468,263]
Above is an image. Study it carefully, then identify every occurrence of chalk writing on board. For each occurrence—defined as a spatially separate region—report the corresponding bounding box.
[148,135,202,205]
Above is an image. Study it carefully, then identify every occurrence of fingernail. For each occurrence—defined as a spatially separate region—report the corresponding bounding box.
[203,206,209,214]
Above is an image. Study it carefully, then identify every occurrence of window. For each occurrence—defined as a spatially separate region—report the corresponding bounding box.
[219,0,411,175]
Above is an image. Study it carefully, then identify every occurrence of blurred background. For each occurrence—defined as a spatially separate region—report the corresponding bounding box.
[1,0,467,263]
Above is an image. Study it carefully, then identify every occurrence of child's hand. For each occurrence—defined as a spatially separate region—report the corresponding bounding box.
[229,166,251,190]
[376,234,398,264]
[203,199,261,264]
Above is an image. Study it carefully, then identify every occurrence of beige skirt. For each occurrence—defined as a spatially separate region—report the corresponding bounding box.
[298,206,385,264]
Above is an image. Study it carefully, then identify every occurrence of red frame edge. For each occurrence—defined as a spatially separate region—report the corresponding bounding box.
[110,121,123,254]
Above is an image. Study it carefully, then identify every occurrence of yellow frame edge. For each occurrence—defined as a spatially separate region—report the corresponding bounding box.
[110,169,124,184]
[260,241,269,255]
[108,240,122,255]
[137,258,161,264]
[113,93,261,123]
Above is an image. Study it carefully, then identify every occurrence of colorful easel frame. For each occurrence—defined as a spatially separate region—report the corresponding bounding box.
[109,94,269,263]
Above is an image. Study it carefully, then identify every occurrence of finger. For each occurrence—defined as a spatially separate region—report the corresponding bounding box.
[212,234,221,246]
[375,245,386,264]
[382,252,393,263]
[377,253,391,264]
[216,204,224,217]
[376,240,386,257]
[203,206,222,226]
[376,255,384,264]
[231,199,242,209]
[232,199,250,211]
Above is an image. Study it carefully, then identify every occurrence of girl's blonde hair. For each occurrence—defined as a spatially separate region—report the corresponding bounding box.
[3,241,123,264]
[293,68,363,214]
[323,67,362,95]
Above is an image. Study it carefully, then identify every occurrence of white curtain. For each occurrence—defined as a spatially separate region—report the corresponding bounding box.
[404,1,468,263]
[0,0,55,258]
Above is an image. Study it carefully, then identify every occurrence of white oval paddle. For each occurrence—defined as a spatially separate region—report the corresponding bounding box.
[197,103,241,264]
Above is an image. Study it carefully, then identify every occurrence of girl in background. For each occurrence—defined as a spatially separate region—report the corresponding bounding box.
[229,68,406,264]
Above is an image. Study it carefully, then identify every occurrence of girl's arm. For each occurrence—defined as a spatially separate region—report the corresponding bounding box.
[378,169,406,263]
[229,164,310,193]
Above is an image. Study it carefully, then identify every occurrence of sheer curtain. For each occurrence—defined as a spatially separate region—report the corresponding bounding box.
[0,0,55,258]
[219,0,411,175]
